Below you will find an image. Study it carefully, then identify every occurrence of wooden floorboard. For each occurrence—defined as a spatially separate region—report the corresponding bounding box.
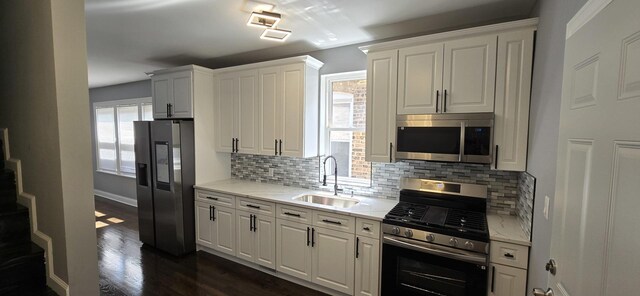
[95,196,328,296]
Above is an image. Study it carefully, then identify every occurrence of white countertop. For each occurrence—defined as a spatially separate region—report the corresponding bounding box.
[194,179,399,221]
[487,214,531,246]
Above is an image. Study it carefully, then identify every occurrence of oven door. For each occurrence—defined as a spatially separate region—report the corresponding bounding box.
[381,235,488,296]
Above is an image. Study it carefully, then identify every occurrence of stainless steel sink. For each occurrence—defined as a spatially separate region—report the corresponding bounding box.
[293,194,359,209]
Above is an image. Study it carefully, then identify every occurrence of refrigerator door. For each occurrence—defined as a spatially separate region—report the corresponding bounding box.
[134,121,155,247]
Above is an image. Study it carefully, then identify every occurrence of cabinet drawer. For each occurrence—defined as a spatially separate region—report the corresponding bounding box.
[356,218,380,239]
[313,211,355,233]
[237,197,275,216]
[490,241,529,269]
[277,204,312,223]
[196,190,235,208]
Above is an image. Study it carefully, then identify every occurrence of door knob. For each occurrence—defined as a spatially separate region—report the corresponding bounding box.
[533,288,554,296]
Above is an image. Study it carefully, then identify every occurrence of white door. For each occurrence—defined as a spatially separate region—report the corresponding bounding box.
[276,219,312,281]
[236,210,254,262]
[493,29,535,172]
[365,49,398,163]
[170,71,193,118]
[152,74,170,119]
[442,35,497,113]
[258,66,280,156]
[312,227,355,295]
[397,43,444,114]
[215,73,237,153]
[237,70,259,154]
[254,215,276,269]
[489,264,527,296]
[280,63,305,157]
[354,236,380,296]
[544,1,640,295]
[212,206,236,256]
[195,201,214,248]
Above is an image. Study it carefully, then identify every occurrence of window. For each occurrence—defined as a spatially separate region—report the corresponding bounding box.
[94,98,152,176]
[321,71,371,185]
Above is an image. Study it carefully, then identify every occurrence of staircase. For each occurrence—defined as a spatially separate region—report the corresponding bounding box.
[0,141,47,295]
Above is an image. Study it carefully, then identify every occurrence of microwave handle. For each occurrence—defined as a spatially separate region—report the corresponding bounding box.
[459,122,465,162]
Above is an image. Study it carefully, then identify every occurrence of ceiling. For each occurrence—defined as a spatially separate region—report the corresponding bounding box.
[86,0,536,88]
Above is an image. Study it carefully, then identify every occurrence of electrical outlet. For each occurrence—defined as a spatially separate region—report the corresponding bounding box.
[268,168,274,177]
[544,195,550,220]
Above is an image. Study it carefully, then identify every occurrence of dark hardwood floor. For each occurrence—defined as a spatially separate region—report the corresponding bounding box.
[95,196,328,296]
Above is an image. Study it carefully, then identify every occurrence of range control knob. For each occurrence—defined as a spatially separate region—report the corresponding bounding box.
[391,227,401,235]
[465,241,475,250]
[404,229,413,238]
[426,234,435,242]
[449,238,458,247]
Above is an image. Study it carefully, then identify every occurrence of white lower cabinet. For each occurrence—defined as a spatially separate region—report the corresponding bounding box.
[195,201,214,248]
[312,227,355,294]
[276,219,313,281]
[355,236,380,296]
[196,200,236,256]
[237,210,276,269]
[488,263,527,296]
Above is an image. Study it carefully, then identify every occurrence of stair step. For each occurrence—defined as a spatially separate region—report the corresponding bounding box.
[0,204,31,249]
[0,170,17,206]
[0,242,46,296]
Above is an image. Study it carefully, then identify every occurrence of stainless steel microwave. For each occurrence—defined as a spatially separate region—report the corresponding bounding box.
[395,113,494,164]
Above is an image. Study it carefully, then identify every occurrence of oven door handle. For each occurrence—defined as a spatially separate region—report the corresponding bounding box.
[383,235,488,266]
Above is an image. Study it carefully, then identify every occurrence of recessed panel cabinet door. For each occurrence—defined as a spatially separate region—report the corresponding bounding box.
[195,201,213,248]
[258,67,280,156]
[355,237,380,296]
[152,74,171,119]
[443,35,497,113]
[237,70,259,154]
[212,206,236,256]
[488,264,527,296]
[312,227,355,295]
[236,210,254,262]
[276,219,312,281]
[398,43,444,114]
[254,215,276,269]
[215,74,236,153]
[171,71,193,118]
[365,50,398,163]
[280,63,305,157]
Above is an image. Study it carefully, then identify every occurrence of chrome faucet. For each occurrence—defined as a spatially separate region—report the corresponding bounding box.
[322,155,340,196]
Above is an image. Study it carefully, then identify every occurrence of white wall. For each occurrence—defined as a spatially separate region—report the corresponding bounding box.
[0,0,99,294]
[527,0,588,291]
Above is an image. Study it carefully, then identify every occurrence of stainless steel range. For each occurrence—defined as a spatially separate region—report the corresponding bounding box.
[381,178,489,296]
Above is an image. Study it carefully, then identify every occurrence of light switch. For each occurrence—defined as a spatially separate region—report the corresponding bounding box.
[544,195,550,220]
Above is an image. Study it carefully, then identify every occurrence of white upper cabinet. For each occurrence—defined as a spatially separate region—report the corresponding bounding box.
[493,29,534,172]
[151,65,212,119]
[214,56,323,157]
[365,49,398,163]
[397,43,444,114]
[442,34,497,113]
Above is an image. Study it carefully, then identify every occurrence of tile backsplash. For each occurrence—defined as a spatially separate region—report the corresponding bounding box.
[231,154,521,215]
[517,172,535,240]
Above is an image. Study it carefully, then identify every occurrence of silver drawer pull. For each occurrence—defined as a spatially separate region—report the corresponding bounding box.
[322,219,342,225]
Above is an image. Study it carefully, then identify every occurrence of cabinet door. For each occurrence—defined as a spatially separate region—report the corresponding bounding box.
[493,30,534,172]
[355,236,380,296]
[254,215,276,269]
[236,210,254,262]
[237,70,260,154]
[212,206,236,256]
[276,219,312,281]
[215,74,237,153]
[195,201,214,248]
[397,43,444,114]
[365,50,398,163]
[279,63,305,157]
[171,71,193,118]
[312,227,355,295]
[258,67,280,156]
[489,264,527,296]
[152,74,171,119]
[443,35,497,113]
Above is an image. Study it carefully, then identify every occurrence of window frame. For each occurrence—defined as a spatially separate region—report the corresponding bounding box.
[320,70,371,186]
[93,97,152,178]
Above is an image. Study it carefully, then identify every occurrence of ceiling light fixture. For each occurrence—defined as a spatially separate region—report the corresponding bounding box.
[260,28,292,42]
[247,11,281,28]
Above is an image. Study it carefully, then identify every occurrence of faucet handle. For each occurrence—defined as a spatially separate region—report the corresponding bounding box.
[322,175,327,186]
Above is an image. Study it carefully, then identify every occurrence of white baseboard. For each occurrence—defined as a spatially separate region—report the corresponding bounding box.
[94,189,138,208]
[3,128,70,296]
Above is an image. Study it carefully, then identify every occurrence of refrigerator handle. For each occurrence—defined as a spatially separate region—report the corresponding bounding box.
[136,163,148,187]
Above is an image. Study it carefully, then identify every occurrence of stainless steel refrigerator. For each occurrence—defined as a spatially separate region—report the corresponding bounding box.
[134,120,195,256]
